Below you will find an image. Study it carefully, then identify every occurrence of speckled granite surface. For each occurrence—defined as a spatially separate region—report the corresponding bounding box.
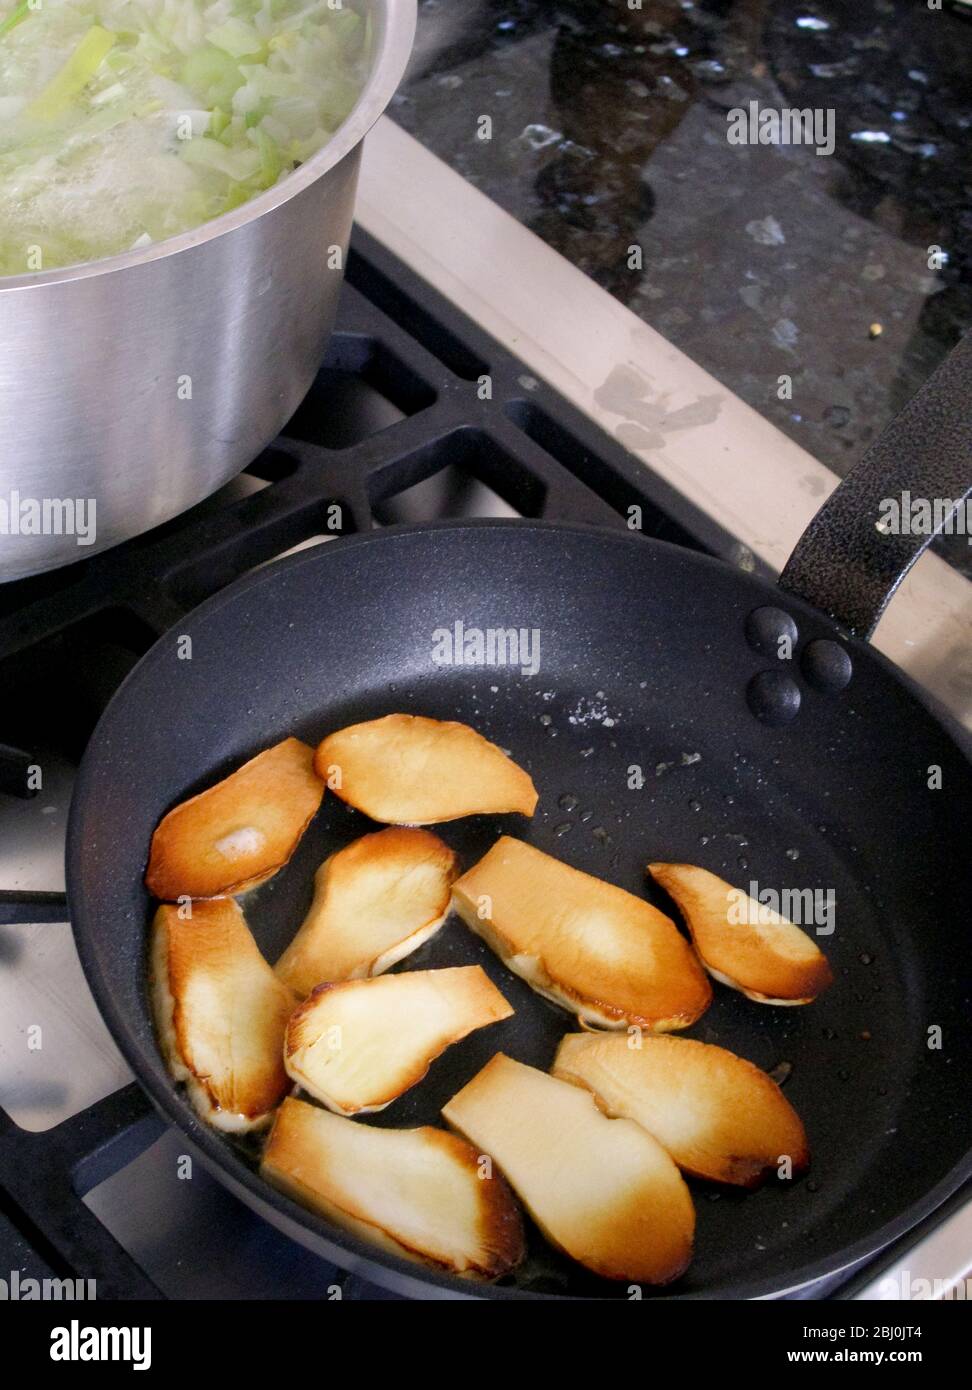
[396,0,972,576]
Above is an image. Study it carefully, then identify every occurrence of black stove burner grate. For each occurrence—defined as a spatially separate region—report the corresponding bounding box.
[0,227,890,1301]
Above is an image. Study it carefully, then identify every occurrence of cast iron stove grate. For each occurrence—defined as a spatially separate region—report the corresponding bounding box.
[0,229,946,1301]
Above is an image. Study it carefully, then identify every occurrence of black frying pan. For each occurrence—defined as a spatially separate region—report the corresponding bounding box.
[66,336,972,1300]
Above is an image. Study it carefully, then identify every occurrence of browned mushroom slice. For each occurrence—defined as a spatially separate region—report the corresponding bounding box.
[314,713,537,824]
[648,862,833,1004]
[275,827,459,994]
[150,898,296,1132]
[285,966,514,1115]
[553,1032,809,1188]
[452,836,711,1031]
[261,1097,524,1281]
[443,1054,694,1285]
[146,737,324,900]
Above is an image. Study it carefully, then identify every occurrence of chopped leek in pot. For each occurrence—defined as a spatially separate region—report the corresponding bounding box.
[0,0,369,276]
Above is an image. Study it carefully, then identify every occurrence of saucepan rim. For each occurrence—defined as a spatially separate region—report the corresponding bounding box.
[0,0,417,296]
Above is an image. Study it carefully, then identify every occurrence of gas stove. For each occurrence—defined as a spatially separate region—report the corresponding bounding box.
[0,222,967,1302]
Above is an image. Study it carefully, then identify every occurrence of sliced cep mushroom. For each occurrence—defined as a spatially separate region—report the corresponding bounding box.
[648,862,833,1004]
[285,966,514,1115]
[553,1032,809,1188]
[275,828,459,994]
[146,737,324,899]
[261,1096,524,1281]
[150,898,296,1132]
[452,836,711,1031]
[314,713,538,824]
[443,1054,694,1285]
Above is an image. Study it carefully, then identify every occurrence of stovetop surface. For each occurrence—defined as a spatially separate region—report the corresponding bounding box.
[399,0,972,580]
[0,227,963,1301]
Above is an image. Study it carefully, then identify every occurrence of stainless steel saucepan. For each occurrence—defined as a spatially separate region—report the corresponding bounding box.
[0,0,417,582]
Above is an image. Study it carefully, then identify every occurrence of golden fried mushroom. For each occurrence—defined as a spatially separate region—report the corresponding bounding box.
[315,714,537,823]
[151,898,296,1132]
[146,737,324,899]
[453,837,711,1030]
[275,828,459,994]
[444,1054,695,1285]
[554,1032,809,1187]
[648,863,833,1004]
[285,967,513,1115]
[262,1097,524,1281]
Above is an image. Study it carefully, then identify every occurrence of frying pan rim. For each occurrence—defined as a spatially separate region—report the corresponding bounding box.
[65,517,972,1301]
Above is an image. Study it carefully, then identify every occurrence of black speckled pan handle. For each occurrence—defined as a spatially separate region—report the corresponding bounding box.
[779,332,972,639]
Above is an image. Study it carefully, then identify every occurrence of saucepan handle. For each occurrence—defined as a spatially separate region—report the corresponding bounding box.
[778,332,972,639]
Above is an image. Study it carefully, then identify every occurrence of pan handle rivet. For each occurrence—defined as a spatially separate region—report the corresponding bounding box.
[801,639,853,693]
[745,606,799,658]
[746,670,802,725]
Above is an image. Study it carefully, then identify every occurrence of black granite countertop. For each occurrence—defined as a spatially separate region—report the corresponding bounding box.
[396,0,972,577]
